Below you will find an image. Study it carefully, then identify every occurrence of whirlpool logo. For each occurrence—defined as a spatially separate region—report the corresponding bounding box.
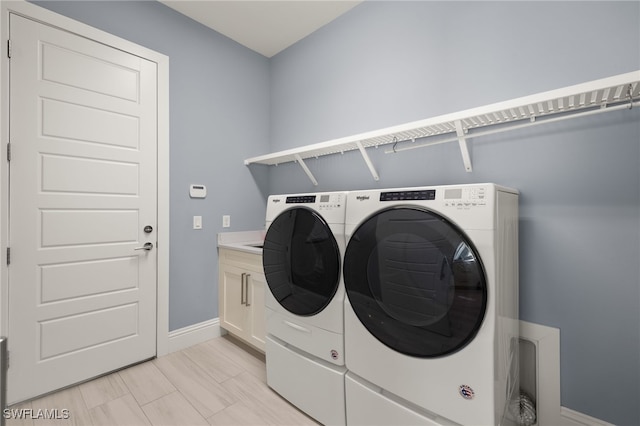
[271,199,281,203]
[356,195,370,201]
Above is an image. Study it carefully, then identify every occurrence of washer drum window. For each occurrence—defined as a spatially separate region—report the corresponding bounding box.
[263,207,341,316]
[343,207,487,358]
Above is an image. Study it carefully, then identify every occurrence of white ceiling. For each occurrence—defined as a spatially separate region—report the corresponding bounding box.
[159,0,363,58]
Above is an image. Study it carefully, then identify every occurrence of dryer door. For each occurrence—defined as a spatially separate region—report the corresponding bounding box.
[263,207,340,316]
[344,206,487,357]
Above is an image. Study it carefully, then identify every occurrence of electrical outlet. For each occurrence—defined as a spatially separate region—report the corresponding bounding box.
[222,215,231,228]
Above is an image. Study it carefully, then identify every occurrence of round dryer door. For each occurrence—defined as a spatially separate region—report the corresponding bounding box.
[263,207,340,316]
[344,206,487,358]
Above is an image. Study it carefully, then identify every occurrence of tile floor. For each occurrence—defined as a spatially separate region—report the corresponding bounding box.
[6,336,319,426]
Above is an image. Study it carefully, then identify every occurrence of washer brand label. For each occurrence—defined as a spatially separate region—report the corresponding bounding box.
[459,385,475,400]
[356,195,370,201]
[271,199,281,203]
[330,350,339,360]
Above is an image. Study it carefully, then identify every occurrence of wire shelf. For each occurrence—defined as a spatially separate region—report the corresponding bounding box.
[245,70,640,184]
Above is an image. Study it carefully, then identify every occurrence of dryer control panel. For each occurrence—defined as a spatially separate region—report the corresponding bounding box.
[378,186,489,209]
[380,189,435,201]
[444,186,488,209]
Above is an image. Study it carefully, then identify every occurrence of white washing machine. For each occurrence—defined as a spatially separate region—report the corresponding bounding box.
[262,191,348,426]
[343,184,519,426]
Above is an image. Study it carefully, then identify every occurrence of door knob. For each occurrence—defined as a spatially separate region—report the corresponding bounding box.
[134,242,154,251]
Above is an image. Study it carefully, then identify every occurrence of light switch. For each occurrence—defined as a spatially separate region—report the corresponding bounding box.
[193,215,202,229]
[222,215,231,228]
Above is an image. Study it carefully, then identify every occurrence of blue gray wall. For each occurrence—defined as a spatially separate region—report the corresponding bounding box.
[268,2,639,424]
[32,0,270,330]
[28,1,640,424]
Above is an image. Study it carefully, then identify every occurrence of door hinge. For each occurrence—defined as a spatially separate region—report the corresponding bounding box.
[6,247,10,265]
[7,142,11,162]
[7,39,11,59]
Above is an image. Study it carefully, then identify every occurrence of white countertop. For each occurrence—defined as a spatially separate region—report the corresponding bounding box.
[217,230,265,255]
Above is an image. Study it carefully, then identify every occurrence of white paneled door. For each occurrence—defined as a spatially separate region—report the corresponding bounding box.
[8,14,158,404]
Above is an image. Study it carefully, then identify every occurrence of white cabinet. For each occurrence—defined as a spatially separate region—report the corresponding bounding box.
[218,248,266,352]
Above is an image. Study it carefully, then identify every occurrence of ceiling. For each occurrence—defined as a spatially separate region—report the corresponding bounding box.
[159,0,363,58]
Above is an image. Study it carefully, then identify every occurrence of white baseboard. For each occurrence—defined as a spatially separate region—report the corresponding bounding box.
[167,318,222,353]
[561,407,615,426]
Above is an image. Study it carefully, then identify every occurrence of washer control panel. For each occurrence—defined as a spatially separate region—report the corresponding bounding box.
[284,193,344,210]
[285,195,316,204]
[317,193,344,211]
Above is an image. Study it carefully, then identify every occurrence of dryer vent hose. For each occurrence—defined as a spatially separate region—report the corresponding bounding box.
[509,391,537,426]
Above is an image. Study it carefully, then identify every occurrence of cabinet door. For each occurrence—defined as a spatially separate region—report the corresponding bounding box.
[247,272,266,352]
[219,264,246,336]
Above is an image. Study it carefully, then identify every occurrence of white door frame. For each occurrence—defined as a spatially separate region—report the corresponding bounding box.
[0,0,170,357]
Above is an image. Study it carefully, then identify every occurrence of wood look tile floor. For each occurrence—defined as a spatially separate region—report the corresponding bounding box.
[7,336,319,426]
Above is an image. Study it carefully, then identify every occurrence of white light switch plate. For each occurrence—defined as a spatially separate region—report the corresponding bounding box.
[222,215,230,228]
[193,215,202,229]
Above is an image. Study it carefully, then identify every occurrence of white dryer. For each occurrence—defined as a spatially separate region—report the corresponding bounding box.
[263,192,348,426]
[343,184,519,426]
